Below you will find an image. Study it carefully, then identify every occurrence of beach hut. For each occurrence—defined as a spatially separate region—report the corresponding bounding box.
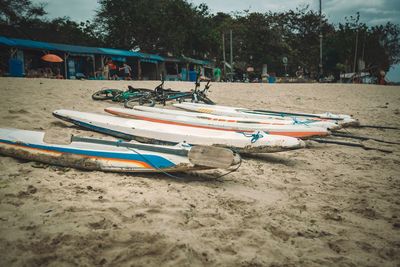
[0,36,104,79]
[136,52,164,80]
[48,43,103,79]
[0,35,212,81]
[97,48,164,80]
[160,57,181,81]
[0,37,56,77]
[180,56,214,81]
[97,48,140,79]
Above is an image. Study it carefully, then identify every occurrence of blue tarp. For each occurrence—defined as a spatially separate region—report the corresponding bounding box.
[9,37,56,50]
[0,36,215,66]
[100,48,164,63]
[1,36,102,55]
[0,36,16,46]
[99,48,141,58]
[181,56,212,66]
[111,56,126,62]
[201,60,212,66]
[163,57,182,63]
[49,43,102,55]
[137,52,164,62]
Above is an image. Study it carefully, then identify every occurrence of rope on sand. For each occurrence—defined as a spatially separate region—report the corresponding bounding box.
[356,125,400,130]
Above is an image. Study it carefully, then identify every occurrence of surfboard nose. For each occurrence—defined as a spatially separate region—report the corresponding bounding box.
[53,109,66,117]
[53,110,69,121]
[298,139,306,148]
[283,137,306,149]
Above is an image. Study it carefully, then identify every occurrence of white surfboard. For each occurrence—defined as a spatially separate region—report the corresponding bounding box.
[132,105,339,130]
[0,128,240,172]
[53,109,306,153]
[105,107,330,138]
[174,102,358,126]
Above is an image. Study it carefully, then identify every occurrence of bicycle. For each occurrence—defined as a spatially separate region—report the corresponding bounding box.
[92,85,153,102]
[124,76,215,108]
[122,80,180,107]
[158,79,214,105]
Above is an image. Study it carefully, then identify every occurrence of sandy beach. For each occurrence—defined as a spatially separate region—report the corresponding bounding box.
[0,77,399,266]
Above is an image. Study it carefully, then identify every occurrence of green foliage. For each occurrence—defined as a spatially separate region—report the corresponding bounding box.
[0,0,46,23]
[0,0,102,46]
[1,0,399,78]
[95,0,210,55]
[326,14,400,75]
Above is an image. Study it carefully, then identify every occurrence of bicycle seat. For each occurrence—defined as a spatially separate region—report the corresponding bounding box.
[128,85,137,92]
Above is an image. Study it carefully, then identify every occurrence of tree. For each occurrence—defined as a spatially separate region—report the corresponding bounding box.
[1,0,399,79]
[0,0,46,24]
[367,22,400,71]
[0,0,102,46]
[95,0,211,56]
[326,14,400,75]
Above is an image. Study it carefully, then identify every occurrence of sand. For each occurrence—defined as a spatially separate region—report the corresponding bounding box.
[0,77,399,266]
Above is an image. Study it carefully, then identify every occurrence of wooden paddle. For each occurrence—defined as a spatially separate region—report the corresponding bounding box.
[311,138,394,153]
[189,146,238,169]
[43,129,72,145]
[332,132,400,145]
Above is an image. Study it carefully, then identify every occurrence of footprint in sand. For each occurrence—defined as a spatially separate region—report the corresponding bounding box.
[8,109,30,114]
[87,218,113,230]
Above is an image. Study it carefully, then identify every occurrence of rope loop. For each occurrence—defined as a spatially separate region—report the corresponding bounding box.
[241,131,264,143]
[292,117,311,125]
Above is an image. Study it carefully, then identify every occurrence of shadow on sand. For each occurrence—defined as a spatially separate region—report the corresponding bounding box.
[241,153,299,166]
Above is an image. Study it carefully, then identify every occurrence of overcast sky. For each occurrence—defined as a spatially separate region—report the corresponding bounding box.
[35,0,400,25]
[33,0,400,81]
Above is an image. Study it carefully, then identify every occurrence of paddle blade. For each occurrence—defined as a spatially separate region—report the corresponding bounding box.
[188,146,238,169]
[43,129,72,145]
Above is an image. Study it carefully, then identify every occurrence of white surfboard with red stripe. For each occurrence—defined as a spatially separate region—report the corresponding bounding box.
[132,105,339,129]
[173,102,358,126]
[105,107,330,138]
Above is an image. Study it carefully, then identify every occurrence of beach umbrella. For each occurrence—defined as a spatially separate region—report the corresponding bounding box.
[41,54,63,63]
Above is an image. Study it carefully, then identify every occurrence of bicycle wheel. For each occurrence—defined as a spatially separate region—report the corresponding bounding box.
[199,95,215,105]
[139,97,155,107]
[123,96,142,109]
[177,95,192,103]
[92,89,123,100]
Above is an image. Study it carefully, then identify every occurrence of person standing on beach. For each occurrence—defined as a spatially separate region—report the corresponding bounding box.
[102,64,109,80]
[213,67,221,82]
[120,63,132,80]
[107,59,118,80]
[378,70,387,85]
